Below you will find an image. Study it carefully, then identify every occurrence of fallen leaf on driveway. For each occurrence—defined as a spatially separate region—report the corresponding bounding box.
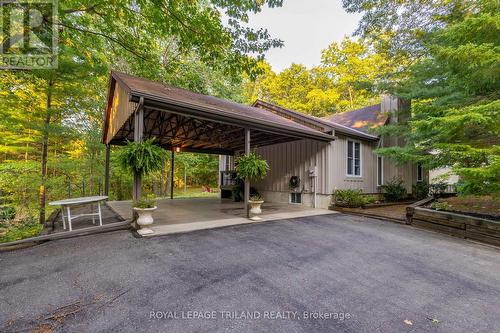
[404,319,413,326]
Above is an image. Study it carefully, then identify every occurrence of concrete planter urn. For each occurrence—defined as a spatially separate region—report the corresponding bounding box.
[249,200,264,215]
[133,206,157,235]
[248,199,264,221]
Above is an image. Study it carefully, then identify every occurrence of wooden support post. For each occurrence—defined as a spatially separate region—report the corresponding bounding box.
[104,144,110,196]
[170,149,174,199]
[244,128,250,218]
[133,98,144,202]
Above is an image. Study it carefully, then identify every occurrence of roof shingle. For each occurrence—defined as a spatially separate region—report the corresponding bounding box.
[322,104,388,135]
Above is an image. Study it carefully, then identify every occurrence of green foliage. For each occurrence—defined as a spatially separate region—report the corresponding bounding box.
[0,218,43,243]
[0,206,16,220]
[382,177,407,202]
[133,195,156,209]
[244,37,392,116]
[430,201,451,211]
[235,153,269,181]
[364,195,378,205]
[429,182,448,197]
[412,181,430,200]
[0,0,285,223]
[250,193,263,201]
[118,139,167,177]
[333,189,365,208]
[347,0,500,197]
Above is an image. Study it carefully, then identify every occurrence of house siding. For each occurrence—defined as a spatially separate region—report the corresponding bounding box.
[246,135,426,209]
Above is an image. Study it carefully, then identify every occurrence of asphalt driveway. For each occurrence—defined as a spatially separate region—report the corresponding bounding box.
[1,214,499,332]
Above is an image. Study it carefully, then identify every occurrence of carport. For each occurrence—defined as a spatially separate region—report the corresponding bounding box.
[102,71,334,218]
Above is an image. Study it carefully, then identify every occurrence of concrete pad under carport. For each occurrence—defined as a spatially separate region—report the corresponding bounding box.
[107,198,335,236]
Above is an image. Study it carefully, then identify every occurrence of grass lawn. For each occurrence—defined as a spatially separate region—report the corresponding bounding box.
[168,186,219,199]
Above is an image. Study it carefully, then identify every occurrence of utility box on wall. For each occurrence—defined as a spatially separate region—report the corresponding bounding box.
[308,166,317,177]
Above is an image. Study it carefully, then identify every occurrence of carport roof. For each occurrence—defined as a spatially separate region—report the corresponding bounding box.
[103,71,335,154]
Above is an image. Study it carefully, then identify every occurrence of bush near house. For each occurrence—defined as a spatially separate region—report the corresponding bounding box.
[429,181,448,198]
[412,181,430,200]
[382,177,407,202]
[333,189,365,208]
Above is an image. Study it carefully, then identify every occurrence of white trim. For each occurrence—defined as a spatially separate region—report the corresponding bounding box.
[377,155,384,186]
[346,139,362,177]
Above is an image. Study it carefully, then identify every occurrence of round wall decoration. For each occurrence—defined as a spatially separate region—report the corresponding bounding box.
[289,176,300,190]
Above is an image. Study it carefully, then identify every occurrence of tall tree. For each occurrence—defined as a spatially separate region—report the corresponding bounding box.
[244,37,391,116]
[0,0,285,223]
[345,0,500,195]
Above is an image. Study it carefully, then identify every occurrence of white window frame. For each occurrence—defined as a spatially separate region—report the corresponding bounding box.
[377,155,384,186]
[346,140,362,177]
[417,163,424,182]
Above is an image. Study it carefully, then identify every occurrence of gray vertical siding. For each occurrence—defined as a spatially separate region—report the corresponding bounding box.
[253,134,426,199]
[255,140,331,195]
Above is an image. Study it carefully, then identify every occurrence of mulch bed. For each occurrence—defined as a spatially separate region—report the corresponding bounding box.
[426,196,500,222]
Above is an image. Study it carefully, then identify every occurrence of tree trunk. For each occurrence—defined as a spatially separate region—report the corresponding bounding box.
[348,86,354,110]
[39,78,53,225]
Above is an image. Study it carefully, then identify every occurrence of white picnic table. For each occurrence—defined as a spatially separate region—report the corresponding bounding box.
[49,196,108,232]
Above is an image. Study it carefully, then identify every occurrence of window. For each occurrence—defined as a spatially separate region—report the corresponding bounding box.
[377,156,384,186]
[224,155,232,170]
[347,140,361,176]
[417,163,423,182]
[290,193,302,204]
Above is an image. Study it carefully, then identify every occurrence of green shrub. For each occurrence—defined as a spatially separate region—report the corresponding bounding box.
[118,139,167,177]
[364,195,378,204]
[250,193,263,201]
[0,206,16,220]
[430,201,450,211]
[333,189,365,208]
[382,177,407,202]
[133,194,156,209]
[429,181,448,197]
[235,153,269,181]
[412,181,430,200]
[0,217,43,243]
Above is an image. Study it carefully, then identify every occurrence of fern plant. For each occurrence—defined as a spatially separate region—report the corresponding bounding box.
[118,139,167,177]
[235,152,269,181]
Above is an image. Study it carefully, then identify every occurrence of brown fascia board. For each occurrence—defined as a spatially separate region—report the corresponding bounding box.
[102,75,117,144]
[127,92,336,143]
[253,99,379,141]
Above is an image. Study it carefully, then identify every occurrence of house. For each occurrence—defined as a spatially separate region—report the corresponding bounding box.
[220,96,428,209]
[103,71,426,213]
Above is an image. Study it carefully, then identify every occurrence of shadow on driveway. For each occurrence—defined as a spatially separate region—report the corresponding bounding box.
[1,214,499,332]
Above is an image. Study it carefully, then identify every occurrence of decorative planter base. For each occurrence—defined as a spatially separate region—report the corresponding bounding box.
[249,200,264,215]
[137,228,154,236]
[133,206,157,235]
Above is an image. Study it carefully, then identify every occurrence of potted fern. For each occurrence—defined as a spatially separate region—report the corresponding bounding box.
[118,138,166,235]
[235,152,269,217]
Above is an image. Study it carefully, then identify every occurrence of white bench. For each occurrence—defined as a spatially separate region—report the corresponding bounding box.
[49,196,108,231]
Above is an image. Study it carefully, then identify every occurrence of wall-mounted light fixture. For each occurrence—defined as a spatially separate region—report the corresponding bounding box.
[175,147,181,153]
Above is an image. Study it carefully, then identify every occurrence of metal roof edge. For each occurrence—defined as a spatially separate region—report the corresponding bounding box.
[253,99,379,141]
[131,92,336,143]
